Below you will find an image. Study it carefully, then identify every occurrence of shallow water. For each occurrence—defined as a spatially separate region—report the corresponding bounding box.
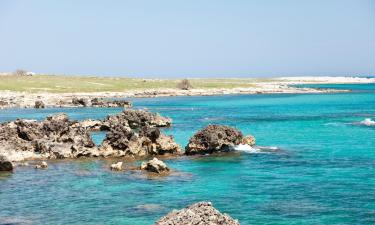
[1,84,375,225]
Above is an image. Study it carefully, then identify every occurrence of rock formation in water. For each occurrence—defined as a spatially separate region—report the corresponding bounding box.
[155,201,240,225]
[140,157,170,173]
[103,109,172,130]
[110,162,123,171]
[100,125,181,157]
[185,125,243,155]
[0,156,13,171]
[241,135,256,146]
[35,161,48,169]
[0,113,98,162]
[70,97,132,108]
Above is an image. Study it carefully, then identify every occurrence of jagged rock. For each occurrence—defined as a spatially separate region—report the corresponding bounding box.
[185,125,243,155]
[155,201,240,225]
[110,162,123,171]
[241,135,256,146]
[0,113,98,162]
[140,157,170,173]
[103,109,172,130]
[35,161,48,169]
[0,156,13,171]
[72,97,89,107]
[100,125,181,157]
[75,119,104,131]
[34,100,45,109]
[91,98,132,108]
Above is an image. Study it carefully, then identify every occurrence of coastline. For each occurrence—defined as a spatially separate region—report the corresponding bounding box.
[0,76,374,109]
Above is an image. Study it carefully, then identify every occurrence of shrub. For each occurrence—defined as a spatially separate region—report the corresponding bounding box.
[177,79,193,90]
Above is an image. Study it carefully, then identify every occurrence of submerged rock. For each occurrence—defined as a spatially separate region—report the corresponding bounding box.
[140,157,170,174]
[34,100,45,109]
[35,161,48,169]
[110,162,123,171]
[155,201,240,225]
[185,125,243,155]
[0,156,14,171]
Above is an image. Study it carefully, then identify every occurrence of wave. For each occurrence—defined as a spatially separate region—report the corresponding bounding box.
[359,118,375,126]
[233,144,279,153]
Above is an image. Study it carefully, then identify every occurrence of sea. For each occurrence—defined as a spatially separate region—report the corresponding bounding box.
[0,84,374,225]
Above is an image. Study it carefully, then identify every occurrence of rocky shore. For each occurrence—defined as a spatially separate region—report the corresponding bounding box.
[0,85,345,109]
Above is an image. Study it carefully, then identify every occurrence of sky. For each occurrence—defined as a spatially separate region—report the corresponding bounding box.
[0,0,374,78]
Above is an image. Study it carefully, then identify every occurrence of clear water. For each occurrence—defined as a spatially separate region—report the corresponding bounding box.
[1,84,375,225]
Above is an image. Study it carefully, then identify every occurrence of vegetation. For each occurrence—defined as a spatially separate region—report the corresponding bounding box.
[0,74,271,93]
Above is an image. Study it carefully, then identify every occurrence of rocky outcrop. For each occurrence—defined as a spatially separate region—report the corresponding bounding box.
[140,157,170,173]
[91,98,132,108]
[0,113,98,162]
[0,156,13,171]
[241,135,256,146]
[155,201,240,225]
[75,119,105,131]
[35,161,48,169]
[110,162,123,171]
[34,100,45,109]
[100,125,181,157]
[103,109,172,130]
[185,125,243,155]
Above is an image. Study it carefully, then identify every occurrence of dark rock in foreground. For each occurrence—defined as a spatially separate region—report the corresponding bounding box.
[185,125,243,155]
[155,201,240,225]
[140,157,170,173]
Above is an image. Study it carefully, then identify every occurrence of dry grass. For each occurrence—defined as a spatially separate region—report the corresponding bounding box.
[0,74,274,93]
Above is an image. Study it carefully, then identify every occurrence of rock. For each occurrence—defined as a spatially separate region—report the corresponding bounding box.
[185,125,243,155]
[100,125,181,157]
[34,100,45,109]
[103,109,172,130]
[76,119,104,131]
[110,162,123,171]
[72,97,89,107]
[0,156,13,171]
[0,113,98,162]
[241,135,256,146]
[91,98,132,108]
[140,157,170,173]
[35,161,48,169]
[155,201,240,225]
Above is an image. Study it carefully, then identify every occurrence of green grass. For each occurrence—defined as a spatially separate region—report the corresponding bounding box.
[0,75,273,93]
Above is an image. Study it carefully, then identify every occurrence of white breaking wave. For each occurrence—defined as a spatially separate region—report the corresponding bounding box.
[359,118,375,126]
[233,144,261,153]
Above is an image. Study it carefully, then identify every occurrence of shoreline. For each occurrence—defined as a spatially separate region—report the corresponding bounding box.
[0,76,374,109]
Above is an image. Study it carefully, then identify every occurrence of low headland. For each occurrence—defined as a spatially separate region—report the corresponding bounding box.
[1,74,374,109]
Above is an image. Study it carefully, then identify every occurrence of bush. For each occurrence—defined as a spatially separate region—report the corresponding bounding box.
[177,79,193,90]
[13,69,28,76]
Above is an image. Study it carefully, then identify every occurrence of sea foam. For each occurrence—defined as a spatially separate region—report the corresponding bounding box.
[359,118,375,126]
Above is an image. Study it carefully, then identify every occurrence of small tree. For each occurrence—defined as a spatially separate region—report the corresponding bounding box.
[177,79,193,90]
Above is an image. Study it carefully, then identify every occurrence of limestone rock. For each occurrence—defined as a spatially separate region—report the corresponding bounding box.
[35,161,48,169]
[241,135,256,146]
[110,162,123,171]
[185,125,243,155]
[0,156,13,171]
[155,201,240,225]
[140,157,170,174]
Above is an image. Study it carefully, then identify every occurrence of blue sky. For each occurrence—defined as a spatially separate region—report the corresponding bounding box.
[0,0,374,77]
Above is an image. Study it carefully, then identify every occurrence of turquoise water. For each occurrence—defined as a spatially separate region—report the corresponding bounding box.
[1,84,375,225]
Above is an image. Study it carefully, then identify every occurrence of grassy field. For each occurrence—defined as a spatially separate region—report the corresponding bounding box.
[0,75,274,93]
